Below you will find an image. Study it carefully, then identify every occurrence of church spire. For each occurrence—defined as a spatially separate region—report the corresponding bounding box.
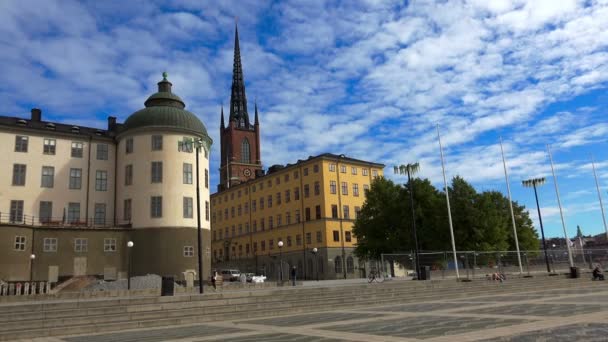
[254,100,259,126]
[220,105,225,129]
[229,23,249,127]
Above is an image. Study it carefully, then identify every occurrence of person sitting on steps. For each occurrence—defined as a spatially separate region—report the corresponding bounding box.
[592,265,605,281]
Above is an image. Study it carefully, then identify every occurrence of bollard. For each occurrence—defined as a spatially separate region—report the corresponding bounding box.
[24,283,30,295]
[15,283,22,296]
[0,284,6,296]
[38,282,44,294]
[45,282,51,294]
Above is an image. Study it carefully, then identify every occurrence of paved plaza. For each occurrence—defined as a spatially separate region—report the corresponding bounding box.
[17,282,608,342]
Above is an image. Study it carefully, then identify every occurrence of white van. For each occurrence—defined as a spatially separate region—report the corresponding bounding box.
[221,269,240,282]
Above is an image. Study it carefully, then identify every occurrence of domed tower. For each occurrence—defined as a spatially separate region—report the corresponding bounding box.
[116,73,213,277]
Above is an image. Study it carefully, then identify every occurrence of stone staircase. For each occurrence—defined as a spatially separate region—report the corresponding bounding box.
[0,275,600,341]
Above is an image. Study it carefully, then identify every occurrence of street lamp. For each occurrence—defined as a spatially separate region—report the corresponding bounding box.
[179,137,207,294]
[311,247,319,281]
[30,254,36,281]
[522,177,551,273]
[127,241,134,290]
[278,240,284,283]
[394,163,422,280]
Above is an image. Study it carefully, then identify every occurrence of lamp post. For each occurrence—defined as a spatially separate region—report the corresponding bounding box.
[522,177,551,273]
[29,254,36,281]
[179,137,205,294]
[278,240,284,283]
[127,241,134,290]
[394,163,422,280]
[311,247,319,281]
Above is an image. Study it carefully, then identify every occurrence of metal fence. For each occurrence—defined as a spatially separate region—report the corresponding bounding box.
[0,213,131,229]
[380,249,608,279]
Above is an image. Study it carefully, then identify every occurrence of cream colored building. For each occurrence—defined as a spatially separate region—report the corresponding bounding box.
[0,74,212,282]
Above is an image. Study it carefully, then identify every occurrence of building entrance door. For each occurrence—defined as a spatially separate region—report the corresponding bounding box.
[73,257,87,276]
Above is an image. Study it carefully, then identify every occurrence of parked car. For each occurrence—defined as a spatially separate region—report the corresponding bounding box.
[220,269,241,282]
[245,273,255,282]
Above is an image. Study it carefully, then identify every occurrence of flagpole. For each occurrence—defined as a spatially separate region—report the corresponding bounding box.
[500,138,523,275]
[547,145,574,267]
[591,156,608,240]
[437,124,459,280]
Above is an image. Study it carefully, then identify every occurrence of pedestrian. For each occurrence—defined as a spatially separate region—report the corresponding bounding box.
[291,266,297,286]
[592,265,604,281]
[211,271,217,289]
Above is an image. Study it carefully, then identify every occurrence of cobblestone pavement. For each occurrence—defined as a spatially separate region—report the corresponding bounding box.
[24,283,608,342]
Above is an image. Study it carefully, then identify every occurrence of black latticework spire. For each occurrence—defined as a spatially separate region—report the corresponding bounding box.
[230,24,249,126]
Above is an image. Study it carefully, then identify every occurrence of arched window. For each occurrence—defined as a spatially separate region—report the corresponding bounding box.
[347,257,354,273]
[239,118,245,127]
[335,256,343,274]
[241,139,250,163]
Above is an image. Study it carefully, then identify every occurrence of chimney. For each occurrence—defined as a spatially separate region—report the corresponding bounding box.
[107,116,117,131]
[31,108,42,122]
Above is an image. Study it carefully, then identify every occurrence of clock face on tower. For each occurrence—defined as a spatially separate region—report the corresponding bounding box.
[243,169,251,177]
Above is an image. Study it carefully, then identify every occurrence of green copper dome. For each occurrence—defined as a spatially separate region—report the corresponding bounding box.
[122,74,208,136]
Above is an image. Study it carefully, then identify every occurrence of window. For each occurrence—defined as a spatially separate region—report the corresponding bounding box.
[294,170,299,179]
[305,207,311,221]
[295,209,301,223]
[267,180,272,188]
[104,238,116,252]
[303,167,308,176]
[151,135,163,151]
[74,238,88,252]
[341,182,348,195]
[304,184,310,198]
[10,200,24,223]
[43,238,57,252]
[330,181,337,194]
[231,207,235,218]
[124,199,132,221]
[347,256,354,273]
[340,165,347,173]
[14,236,26,251]
[267,195,273,208]
[184,246,194,257]
[126,138,133,154]
[315,205,321,219]
[294,187,300,200]
[362,168,369,176]
[333,230,340,242]
[317,230,323,243]
[287,236,292,247]
[205,169,209,189]
[313,164,319,173]
[183,163,193,184]
[372,170,378,177]
[275,177,280,185]
[345,231,352,242]
[252,200,257,212]
[343,205,350,219]
[285,190,291,203]
[94,203,106,225]
[260,197,265,210]
[329,163,336,172]
[15,136,28,152]
[97,144,108,160]
[151,196,162,218]
[183,197,193,218]
[261,240,266,251]
[244,203,249,214]
[331,205,338,219]
[335,256,343,274]
[43,138,56,155]
[314,181,320,196]
[245,222,249,233]
[284,174,290,182]
[178,138,193,153]
[68,202,80,223]
[205,201,210,221]
[286,211,291,224]
[41,166,54,188]
[95,170,108,191]
[71,142,83,158]
[351,167,357,175]
[269,239,274,250]
[277,214,282,226]
[151,161,163,183]
[39,201,52,223]
[276,192,281,205]
[253,221,257,232]
[69,168,82,189]
[353,183,360,197]
[355,206,361,219]
[12,164,26,186]
[269,216,274,229]
[306,232,312,244]
[125,165,133,185]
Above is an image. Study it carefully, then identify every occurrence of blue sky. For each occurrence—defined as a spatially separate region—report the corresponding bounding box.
[2,0,608,239]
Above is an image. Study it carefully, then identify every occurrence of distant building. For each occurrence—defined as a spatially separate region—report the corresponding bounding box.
[211,27,385,280]
[0,74,212,282]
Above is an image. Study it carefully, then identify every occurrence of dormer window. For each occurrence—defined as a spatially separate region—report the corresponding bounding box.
[71,126,80,133]
[17,119,27,126]
[46,123,55,130]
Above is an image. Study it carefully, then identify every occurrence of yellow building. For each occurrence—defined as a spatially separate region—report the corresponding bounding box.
[211,154,384,280]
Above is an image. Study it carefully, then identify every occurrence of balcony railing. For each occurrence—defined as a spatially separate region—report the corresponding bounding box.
[0,213,131,229]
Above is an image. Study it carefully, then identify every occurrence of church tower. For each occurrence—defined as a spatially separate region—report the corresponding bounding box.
[218,24,262,192]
